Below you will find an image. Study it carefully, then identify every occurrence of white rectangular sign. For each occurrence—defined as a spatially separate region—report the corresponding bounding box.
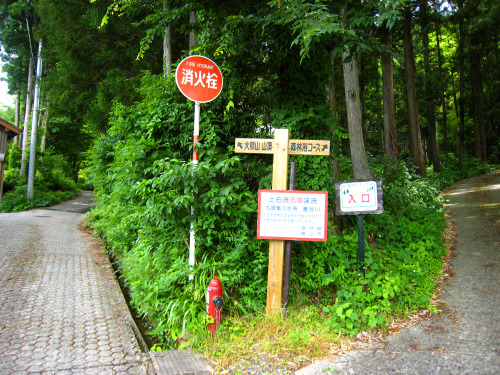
[335,178,384,215]
[235,139,330,155]
[257,190,328,241]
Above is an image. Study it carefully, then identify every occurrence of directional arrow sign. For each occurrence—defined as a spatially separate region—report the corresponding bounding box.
[235,138,330,156]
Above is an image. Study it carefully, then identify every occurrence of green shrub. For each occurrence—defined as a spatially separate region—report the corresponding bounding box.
[0,152,80,213]
[426,154,496,190]
[1,167,22,193]
[315,158,448,336]
[87,72,495,346]
[87,73,271,347]
[0,183,80,212]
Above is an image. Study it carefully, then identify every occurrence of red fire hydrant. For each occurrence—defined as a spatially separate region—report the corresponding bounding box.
[206,276,223,335]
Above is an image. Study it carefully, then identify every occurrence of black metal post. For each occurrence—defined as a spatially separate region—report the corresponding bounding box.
[358,214,365,275]
[282,162,296,319]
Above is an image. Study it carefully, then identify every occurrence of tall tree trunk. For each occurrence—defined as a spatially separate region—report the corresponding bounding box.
[343,47,372,179]
[341,5,372,179]
[327,50,341,179]
[40,108,49,153]
[13,90,21,145]
[374,55,384,152]
[492,33,500,162]
[14,90,20,129]
[403,6,426,177]
[189,11,198,53]
[436,22,449,155]
[381,30,399,163]
[163,1,172,75]
[359,54,366,143]
[457,0,465,169]
[452,74,460,155]
[420,0,440,172]
[469,33,487,162]
[20,57,35,179]
[27,40,43,201]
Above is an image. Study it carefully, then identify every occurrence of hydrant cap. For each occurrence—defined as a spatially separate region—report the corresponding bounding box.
[213,296,224,307]
[209,276,222,287]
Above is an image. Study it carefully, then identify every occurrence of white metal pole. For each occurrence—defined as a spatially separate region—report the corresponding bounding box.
[27,40,43,201]
[189,101,200,280]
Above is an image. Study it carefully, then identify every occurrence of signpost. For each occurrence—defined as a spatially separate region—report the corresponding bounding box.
[257,190,328,241]
[336,179,383,215]
[235,129,330,315]
[175,55,223,279]
[175,55,223,103]
[235,139,330,156]
[335,178,384,274]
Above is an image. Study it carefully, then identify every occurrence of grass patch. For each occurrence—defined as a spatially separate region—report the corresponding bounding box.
[0,184,80,212]
[200,305,341,374]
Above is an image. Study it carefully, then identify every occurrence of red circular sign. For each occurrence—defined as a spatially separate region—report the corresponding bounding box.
[175,55,223,103]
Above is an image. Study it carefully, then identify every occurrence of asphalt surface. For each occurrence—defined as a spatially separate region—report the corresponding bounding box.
[0,191,154,374]
[43,191,96,214]
[297,170,500,374]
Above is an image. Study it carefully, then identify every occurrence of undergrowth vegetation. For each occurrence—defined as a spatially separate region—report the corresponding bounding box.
[203,306,339,373]
[0,150,80,212]
[85,72,496,360]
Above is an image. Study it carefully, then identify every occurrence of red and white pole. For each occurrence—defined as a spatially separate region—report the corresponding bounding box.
[189,102,200,280]
[175,55,223,282]
[192,101,200,163]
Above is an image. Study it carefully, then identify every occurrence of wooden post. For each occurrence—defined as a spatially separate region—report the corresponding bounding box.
[266,129,289,315]
[234,130,330,315]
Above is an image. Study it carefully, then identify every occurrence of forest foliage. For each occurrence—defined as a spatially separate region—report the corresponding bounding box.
[0,0,499,350]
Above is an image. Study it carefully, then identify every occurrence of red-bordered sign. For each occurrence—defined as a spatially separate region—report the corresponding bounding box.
[175,55,223,103]
[257,190,328,241]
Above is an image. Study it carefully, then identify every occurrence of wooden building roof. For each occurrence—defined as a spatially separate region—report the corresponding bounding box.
[0,117,21,140]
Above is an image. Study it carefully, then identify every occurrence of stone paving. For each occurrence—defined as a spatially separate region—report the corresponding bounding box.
[0,208,153,374]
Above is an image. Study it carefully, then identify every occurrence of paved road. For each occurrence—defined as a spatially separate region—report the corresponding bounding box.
[298,170,500,374]
[0,192,153,374]
[43,191,96,214]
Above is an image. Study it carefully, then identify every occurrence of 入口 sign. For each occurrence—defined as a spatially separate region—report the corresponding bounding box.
[335,178,384,215]
[335,178,383,275]
[257,190,328,241]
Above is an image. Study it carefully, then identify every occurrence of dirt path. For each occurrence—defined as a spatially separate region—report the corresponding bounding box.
[298,171,500,374]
